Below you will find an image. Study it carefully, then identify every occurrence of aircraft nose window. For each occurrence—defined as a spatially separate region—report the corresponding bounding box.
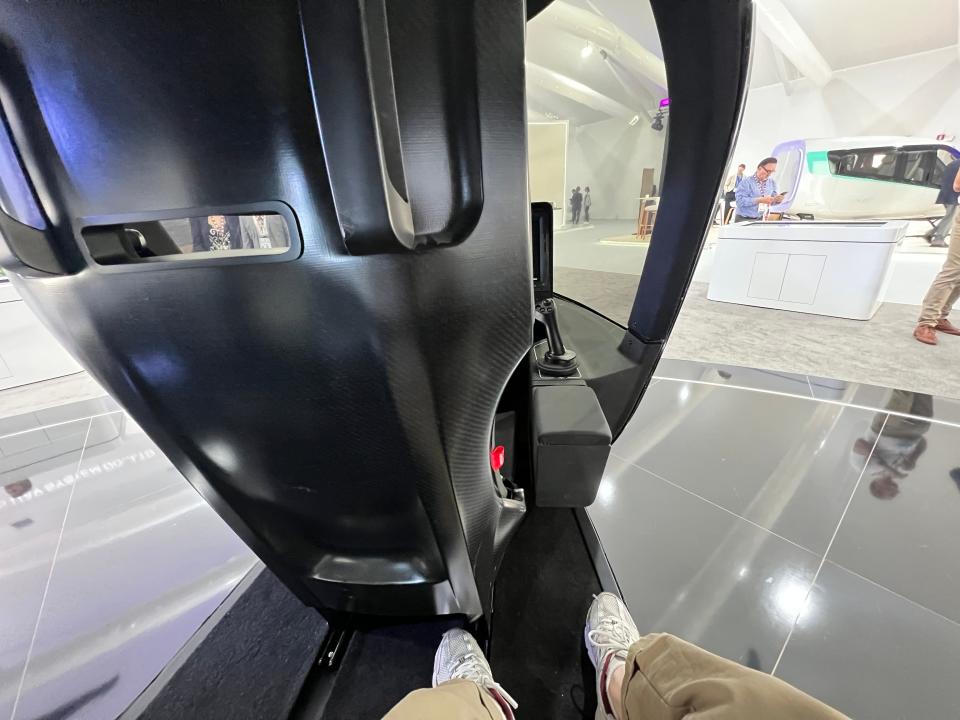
[80,211,295,266]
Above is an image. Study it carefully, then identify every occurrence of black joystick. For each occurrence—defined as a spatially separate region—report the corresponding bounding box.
[535,298,578,377]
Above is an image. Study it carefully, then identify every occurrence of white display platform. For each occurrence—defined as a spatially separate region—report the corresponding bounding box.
[707,221,908,320]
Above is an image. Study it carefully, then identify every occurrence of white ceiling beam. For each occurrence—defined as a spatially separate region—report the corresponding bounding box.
[755,0,832,87]
[526,61,639,120]
[526,84,581,121]
[769,43,795,96]
[599,51,656,120]
[534,1,667,91]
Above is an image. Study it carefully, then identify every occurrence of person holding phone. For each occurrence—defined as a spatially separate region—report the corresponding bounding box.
[734,157,785,222]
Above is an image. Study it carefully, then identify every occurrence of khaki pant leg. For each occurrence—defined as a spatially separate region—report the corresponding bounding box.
[940,280,960,321]
[384,679,503,720]
[620,634,848,720]
[919,213,960,325]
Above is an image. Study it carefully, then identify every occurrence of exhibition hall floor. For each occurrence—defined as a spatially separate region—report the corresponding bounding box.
[555,219,960,400]
[591,361,960,718]
[0,394,257,720]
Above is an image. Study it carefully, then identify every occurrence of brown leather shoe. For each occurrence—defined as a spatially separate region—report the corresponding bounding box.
[936,319,960,335]
[915,325,938,345]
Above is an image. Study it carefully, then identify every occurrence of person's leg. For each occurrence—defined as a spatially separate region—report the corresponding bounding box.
[586,593,847,720]
[385,680,505,720]
[619,634,848,719]
[925,208,941,241]
[938,214,960,325]
[916,213,960,342]
[939,278,960,324]
[930,204,957,246]
[385,629,516,720]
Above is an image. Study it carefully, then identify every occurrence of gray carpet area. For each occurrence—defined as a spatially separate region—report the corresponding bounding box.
[554,266,958,400]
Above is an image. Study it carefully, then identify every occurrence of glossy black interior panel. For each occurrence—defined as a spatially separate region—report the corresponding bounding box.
[0,0,531,619]
[302,0,484,253]
[550,0,753,443]
[552,297,658,440]
[628,0,753,343]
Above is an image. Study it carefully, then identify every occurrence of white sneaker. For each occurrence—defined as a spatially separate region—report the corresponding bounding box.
[585,593,641,720]
[433,629,518,717]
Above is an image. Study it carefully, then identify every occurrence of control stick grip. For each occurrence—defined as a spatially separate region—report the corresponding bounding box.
[537,298,567,356]
[535,298,578,376]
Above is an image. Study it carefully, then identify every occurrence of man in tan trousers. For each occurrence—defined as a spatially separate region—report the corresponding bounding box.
[384,593,847,719]
[915,160,960,345]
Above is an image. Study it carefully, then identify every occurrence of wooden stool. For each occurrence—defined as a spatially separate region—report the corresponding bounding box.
[639,207,657,239]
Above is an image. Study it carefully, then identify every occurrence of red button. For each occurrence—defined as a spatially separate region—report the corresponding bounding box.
[490,445,505,472]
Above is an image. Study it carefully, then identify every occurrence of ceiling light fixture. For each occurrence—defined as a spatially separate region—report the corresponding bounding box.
[580,44,593,59]
[628,115,640,127]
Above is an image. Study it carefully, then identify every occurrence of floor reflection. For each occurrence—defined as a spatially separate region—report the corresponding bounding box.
[852,390,933,500]
[591,369,960,718]
[0,403,255,720]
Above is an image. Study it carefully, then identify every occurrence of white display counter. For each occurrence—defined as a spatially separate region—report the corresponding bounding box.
[707,221,908,320]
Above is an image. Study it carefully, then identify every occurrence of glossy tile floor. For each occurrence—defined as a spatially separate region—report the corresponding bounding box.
[589,358,960,718]
[0,395,256,720]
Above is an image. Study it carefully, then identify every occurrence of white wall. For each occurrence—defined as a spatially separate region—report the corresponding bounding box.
[528,122,568,227]
[731,46,960,172]
[565,117,665,220]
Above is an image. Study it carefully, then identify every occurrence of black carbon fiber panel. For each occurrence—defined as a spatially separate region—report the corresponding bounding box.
[0,0,531,618]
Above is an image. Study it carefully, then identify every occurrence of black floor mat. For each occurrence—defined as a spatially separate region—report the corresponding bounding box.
[489,508,601,719]
[130,566,328,720]
[316,618,464,718]
[303,508,602,719]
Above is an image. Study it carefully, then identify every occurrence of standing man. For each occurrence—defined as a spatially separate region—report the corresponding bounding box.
[572,186,583,224]
[723,163,746,222]
[583,186,592,223]
[239,214,291,249]
[734,157,785,223]
[925,154,960,248]
[915,160,960,344]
